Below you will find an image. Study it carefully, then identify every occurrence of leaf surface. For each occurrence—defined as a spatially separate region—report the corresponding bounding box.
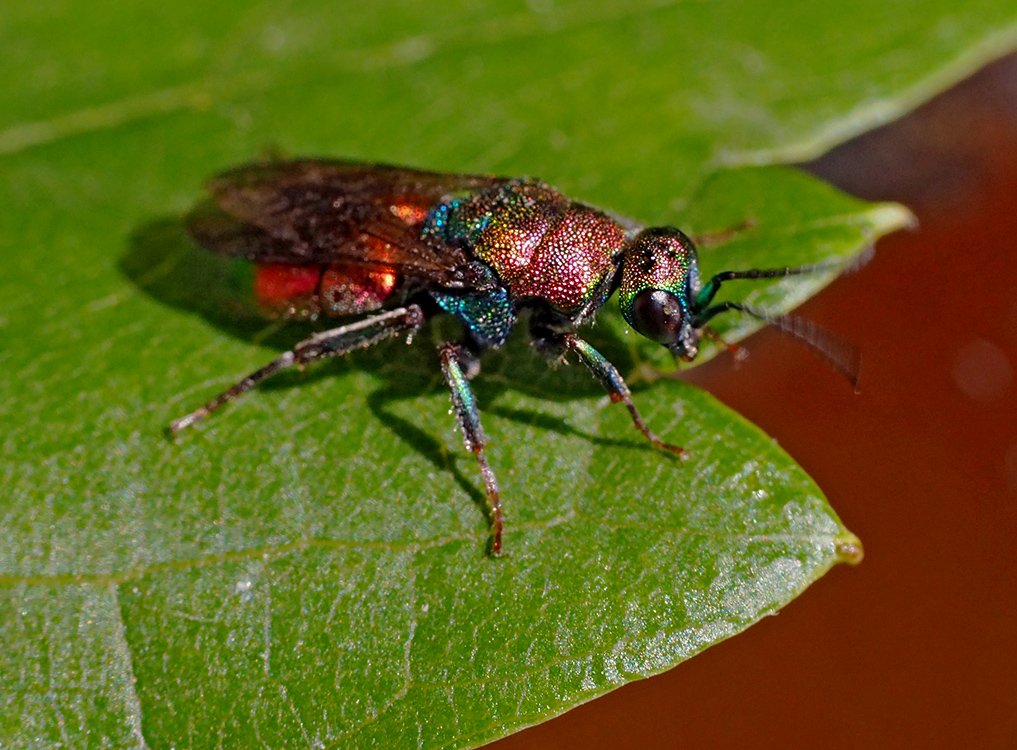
[2,2,1014,747]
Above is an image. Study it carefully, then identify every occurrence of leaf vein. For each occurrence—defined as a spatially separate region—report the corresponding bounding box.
[110,582,152,749]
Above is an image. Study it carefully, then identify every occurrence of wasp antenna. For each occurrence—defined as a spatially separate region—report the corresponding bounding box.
[765,311,861,392]
[694,301,860,391]
[696,259,844,309]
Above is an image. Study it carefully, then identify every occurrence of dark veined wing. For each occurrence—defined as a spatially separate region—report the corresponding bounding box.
[186,159,512,288]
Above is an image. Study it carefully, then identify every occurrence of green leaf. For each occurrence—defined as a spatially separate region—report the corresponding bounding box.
[1,2,1013,748]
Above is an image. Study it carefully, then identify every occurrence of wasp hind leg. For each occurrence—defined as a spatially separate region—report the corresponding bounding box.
[438,342,504,556]
[169,305,426,434]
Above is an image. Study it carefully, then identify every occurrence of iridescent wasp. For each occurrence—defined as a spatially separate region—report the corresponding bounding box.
[171,159,856,554]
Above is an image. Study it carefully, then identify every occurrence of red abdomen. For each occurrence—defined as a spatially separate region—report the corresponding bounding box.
[252,199,428,319]
[254,262,398,319]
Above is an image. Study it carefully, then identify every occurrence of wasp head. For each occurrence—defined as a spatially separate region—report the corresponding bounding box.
[618,227,704,360]
[618,227,861,388]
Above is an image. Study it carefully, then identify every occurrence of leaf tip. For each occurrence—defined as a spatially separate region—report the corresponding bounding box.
[868,201,917,236]
[834,533,864,566]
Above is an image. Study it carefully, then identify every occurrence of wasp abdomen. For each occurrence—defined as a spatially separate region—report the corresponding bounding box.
[254,261,399,319]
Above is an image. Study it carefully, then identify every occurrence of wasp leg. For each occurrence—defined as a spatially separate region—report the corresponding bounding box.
[170,305,426,434]
[559,333,687,459]
[693,218,755,248]
[438,342,504,556]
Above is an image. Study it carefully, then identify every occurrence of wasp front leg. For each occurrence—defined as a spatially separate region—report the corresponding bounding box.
[553,332,687,459]
[438,342,505,556]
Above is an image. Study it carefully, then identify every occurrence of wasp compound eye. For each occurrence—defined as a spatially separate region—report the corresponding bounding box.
[629,289,686,346]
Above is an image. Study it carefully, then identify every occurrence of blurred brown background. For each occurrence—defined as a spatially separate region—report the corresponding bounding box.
[494,51,1017,750]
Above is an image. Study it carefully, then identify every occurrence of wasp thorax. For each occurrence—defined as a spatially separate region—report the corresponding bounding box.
[618,227,702,359]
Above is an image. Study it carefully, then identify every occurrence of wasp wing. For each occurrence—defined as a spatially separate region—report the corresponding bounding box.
[187,159,511,288]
